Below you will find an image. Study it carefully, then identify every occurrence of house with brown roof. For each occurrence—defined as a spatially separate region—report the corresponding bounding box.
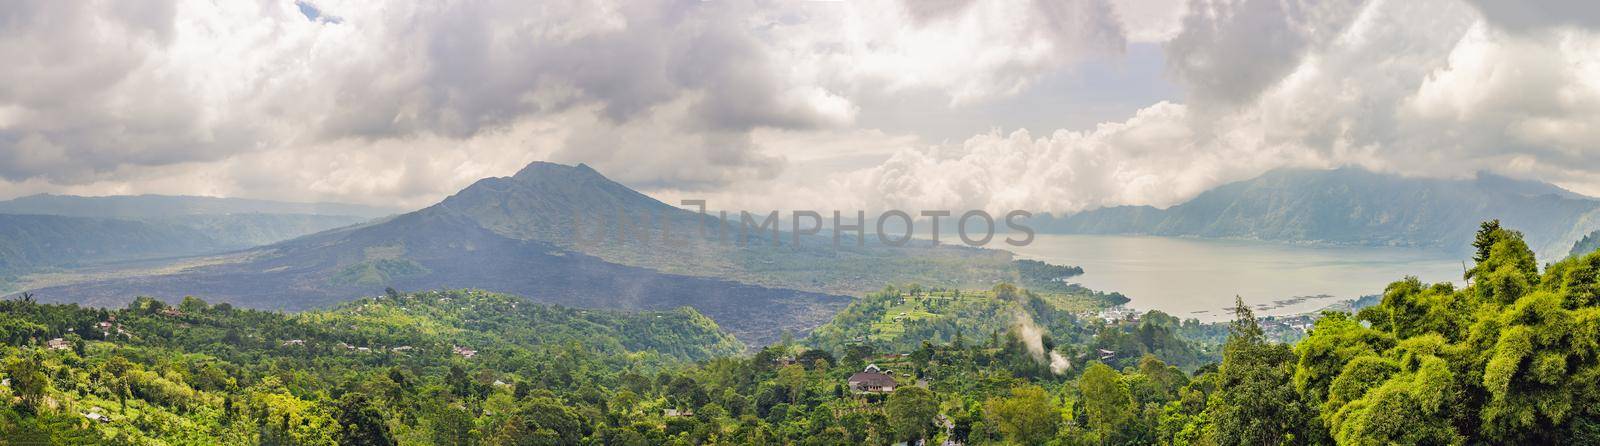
[847,364,897,394]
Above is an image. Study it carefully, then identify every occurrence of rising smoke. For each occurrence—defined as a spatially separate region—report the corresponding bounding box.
[1012,310,1070,375]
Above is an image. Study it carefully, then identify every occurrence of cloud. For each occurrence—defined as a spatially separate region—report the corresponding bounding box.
[1164,0,1366,106]
[785,0,1128,106]
[1462,0,1600,33]
[0,0,1129,204]
[1110,0,1191,42]
[819,0,1600,214]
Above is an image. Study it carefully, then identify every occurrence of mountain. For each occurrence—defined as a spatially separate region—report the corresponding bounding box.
[0,193,399,218]
[21,162,1072,345]
[1573,230,1600,258]
[1033,168,1600,258]
[0,193,402,248]
[0,214,224,279]
[0,195,401,278]
[429,162,1025,294]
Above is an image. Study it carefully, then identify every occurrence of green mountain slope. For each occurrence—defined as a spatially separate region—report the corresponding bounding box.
[0,214,224,278]
[1035,168,1600,257]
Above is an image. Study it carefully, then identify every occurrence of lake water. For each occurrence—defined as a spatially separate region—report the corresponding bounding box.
[1007,234,1467,321]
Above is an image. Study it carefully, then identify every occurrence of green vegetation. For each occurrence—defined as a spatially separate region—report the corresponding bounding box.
[0,214,220,280]
[331,259,430,287]
[807,283,1214,372]
[3,221,1598,444]
[0,289,740,444]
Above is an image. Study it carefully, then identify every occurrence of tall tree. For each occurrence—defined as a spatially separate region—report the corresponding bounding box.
[984,385,1061,445]
[4,351,49,413]
[885,386,939,443]
[1207,297,1322,445]
[336,392,397,446]
[1080,361,1135,442]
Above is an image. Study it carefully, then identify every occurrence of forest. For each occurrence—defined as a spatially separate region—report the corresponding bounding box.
[1,221,1598,445]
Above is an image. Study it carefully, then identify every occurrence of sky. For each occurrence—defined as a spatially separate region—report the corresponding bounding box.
[1,0,1598,214]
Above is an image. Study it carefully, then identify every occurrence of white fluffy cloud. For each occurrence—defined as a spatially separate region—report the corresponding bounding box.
[834,0,1600,215]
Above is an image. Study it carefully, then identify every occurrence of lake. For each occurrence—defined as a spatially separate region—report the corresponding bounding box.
[1007,234,1467,321]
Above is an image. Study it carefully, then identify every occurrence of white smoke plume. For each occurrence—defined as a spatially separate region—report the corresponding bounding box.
[1012,310,1071,375]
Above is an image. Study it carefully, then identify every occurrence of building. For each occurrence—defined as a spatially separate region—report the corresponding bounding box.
[847,364,897,394]
[46,338,70,350]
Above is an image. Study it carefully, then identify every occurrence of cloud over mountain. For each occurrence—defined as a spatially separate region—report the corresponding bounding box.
[842,0,1600,215]
[2,0,1599,216]
[0,0,1128,207]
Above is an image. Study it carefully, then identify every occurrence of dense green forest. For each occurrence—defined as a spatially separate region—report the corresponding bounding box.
[3,222,1600,444]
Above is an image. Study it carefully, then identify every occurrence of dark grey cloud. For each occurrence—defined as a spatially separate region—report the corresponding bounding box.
[1164,0,1366,107]
[0,0,237,183]
[1464,0,1600,32]
[318,1,840,140]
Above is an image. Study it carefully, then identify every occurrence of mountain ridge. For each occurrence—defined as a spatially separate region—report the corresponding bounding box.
[1032,167,1600,258]
[0,193,401,218]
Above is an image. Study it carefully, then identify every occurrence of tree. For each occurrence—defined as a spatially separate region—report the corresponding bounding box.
[336,392,397,446]
[885,386,939,443]
[493,397,587,446]
[776,364,808,403]
[431,404,476,446]
[984,385,1061,445]
[100,356,134,413]
[1207,297,1321,445]
[1473,219,1502,264]
[1079,361,1135,441]
[4,351,50,413]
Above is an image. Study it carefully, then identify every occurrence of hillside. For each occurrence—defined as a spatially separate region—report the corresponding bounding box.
[24,210,847,346]
[1033,168,1600,258]
[0,194,395,251]
[1573,230,1600,258]
[20,162,1097,345]
[0,290,743,443]
[0,193,398,219]
[0,213,377,286]
[424,162,1023,294]
[0,215,224,279]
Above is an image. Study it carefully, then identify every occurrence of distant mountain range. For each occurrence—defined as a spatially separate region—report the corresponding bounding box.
[1031,168,1600,258]
[20,162,1048,345]
[0,194,399,279]
[0,215,217,277]
[0,193,398,218]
